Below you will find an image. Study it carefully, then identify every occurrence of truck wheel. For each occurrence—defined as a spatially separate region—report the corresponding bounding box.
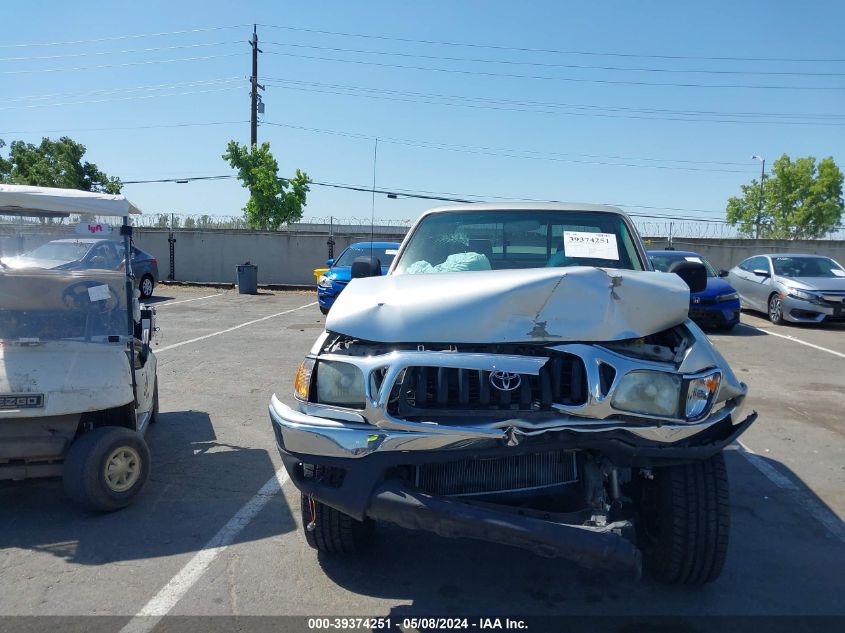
[63,427,150,512]
[637,452,730,584]
[299,465,372,553]
[149,378,160,424]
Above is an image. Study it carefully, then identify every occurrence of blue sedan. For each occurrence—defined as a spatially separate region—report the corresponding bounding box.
[648,250,741,330]
[317,242,401,314]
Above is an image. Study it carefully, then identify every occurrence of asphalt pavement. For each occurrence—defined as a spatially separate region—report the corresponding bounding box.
[1,287,843,627]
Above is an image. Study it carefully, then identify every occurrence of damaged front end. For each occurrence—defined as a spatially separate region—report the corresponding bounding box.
[270,315,755,578]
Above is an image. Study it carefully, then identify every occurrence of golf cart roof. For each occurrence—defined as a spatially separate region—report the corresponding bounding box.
[0,185,141,218]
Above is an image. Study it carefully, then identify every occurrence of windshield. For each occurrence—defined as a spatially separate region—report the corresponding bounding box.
[24,241,91,262]
[650,253,717,278]
[772,256,845,278]
[334,246,398,268]
[393,210,644,275]
[0,269,129,342]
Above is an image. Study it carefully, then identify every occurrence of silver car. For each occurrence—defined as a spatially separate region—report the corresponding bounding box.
[727,253,845,324]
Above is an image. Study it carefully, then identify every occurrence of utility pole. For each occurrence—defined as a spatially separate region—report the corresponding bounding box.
[250,24,264,146]
[752,155,765,239]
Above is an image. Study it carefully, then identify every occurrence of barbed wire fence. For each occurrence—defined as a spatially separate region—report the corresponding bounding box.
[2,212,844,240]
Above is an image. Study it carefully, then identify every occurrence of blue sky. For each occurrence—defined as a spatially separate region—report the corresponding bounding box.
[1,1,843,229]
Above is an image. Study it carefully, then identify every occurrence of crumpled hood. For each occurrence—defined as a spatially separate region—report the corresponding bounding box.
[326,267,690,344]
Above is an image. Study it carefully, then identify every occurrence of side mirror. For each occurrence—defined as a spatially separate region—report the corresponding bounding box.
[752,269,770,277]
[351,257,382,279]
[668,260,707,294]
[718,269,729,278]
[326,258,334,267]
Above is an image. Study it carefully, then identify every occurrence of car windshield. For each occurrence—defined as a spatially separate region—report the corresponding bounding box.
[650,253,717,278]
[335,246,398,268]
[772,256,845,278]
[25,241,91,261]
[392,210,644,275]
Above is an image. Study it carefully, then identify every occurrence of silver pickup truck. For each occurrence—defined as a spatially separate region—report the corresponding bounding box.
[269,203,756,584]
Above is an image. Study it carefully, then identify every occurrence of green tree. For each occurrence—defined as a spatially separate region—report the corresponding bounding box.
[222,140,310,230]
[0,136,121,193]
[727,154,843,239]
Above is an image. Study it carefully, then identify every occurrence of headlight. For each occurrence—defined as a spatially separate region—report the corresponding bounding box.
[316,361,366,409]
[294,358,315,401]
[716,292,738,302]
[317,275,333,289]
[685,372,721,420]
[611,370,681,418]
[787,289,820,304]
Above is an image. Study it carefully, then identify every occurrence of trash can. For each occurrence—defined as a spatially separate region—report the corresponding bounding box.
[313,267,329,284]
[236,262,258,294]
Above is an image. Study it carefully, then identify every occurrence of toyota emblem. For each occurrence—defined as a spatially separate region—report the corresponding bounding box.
[489,371,522,392]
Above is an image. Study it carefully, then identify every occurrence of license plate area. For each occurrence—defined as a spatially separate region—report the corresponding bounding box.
[0,394,45,410]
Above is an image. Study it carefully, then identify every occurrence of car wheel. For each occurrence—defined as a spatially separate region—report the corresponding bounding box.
[319,306,330,316]
[63,427,151,512]
[139,275,155,299]
[768,293,785,325]
[299,465,372,553]
[637,452,730,585]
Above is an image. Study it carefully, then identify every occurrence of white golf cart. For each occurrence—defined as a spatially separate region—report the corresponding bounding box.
[0,185,158,511]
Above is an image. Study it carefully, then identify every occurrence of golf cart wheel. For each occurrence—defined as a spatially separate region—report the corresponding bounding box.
[768,293,785,325]
[139,274,155,299]
[299,465,372,553]
[319,306,330,315]
[637,452,730,585]
[63,427,150,512]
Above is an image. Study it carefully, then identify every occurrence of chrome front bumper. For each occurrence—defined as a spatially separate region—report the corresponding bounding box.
[269,393,750,460]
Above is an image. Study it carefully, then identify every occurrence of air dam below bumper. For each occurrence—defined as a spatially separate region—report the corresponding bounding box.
[368,480,642,576]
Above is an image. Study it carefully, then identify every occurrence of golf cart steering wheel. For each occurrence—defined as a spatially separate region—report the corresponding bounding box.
[62,281,118,314]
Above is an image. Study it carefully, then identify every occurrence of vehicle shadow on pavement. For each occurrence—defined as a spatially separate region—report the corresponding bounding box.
[0,410,294,565]
[315,450,845,616]
[708,324,768,337]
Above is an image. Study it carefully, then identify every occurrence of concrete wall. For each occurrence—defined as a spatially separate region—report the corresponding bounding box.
[3,223,844,286]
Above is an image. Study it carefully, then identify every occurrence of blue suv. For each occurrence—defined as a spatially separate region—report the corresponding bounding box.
[649,250,741,330]
[317,242,400,314]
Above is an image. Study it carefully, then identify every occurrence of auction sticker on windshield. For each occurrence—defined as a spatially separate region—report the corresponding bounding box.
[563,231,619,260]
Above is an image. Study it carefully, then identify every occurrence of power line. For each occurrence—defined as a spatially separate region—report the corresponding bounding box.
[0,120,248,136]
[0,41,239,62]
[262,122,754,173]
[119,174,733,222]
[0,52,242,75]
[0,84,244,111]
[0,77,243,103]
[258,23,845,64]
[262,80,845,126]
[263,51,845,90]
[262,41,845,78]
[0,25,250,49]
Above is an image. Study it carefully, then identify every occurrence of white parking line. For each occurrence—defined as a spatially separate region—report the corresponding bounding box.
[737,323,845,360]
[736,440,845,542]
[119,468,289,632]
[155,301,317,353]
[154,293,223,307]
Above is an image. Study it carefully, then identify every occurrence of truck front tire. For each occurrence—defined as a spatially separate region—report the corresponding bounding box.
[299,464,372,553]
[637,452,730,584]
[63,427,151,512]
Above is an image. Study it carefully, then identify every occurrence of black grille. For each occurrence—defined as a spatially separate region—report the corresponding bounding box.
[390,352,586,416]
[413,450,578,497]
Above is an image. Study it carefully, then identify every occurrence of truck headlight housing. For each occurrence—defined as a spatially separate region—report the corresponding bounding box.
[685,372,721,420]
[611,370,681,418]
[316,361,366,409]
[294,358,315,401]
